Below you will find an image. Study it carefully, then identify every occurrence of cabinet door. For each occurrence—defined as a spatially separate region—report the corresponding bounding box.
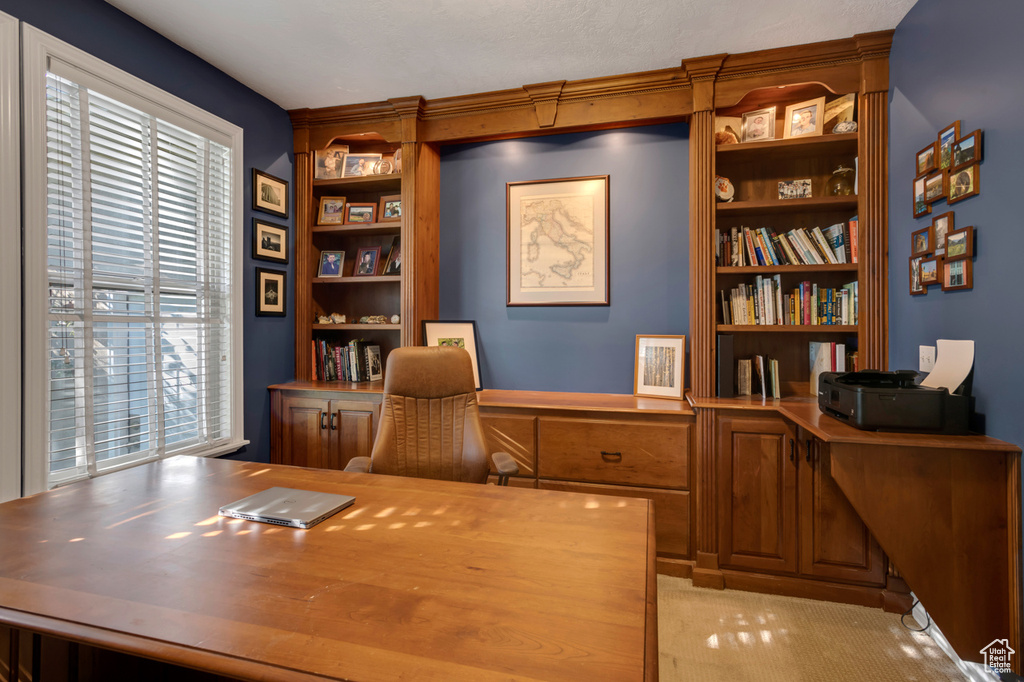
[325,400,378,470]
[798,436,885,585]
[718,414,798,574]
[274,395,330,468]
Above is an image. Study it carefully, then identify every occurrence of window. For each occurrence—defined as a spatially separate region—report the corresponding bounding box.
[22,26,245,494]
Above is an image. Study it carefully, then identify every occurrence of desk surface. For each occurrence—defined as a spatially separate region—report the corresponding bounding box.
[0,457,657,681]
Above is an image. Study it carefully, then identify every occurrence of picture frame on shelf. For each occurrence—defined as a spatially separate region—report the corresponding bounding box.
[314,145,348,180]
[948,164,980,204]
[344,202,376,224]
[909,256,926,296]
[944,226,973,260]
[778,178,812,200]
[714,115,743,145]
[353,246,381,276]
[822,93,856,133]
[317,250,344,278]
[938,121,961,169]
[952,130,982,169]
[919,255,941,286]
[913,176,931,218]
[252,169,288,218]
[342,153,383,177]
[923,170,947,203]
[382,239,401,275]
[378,194,401,221]
[421,319,482,390]
[942,258,972,291]
[911,226,933,256]
[741,106,775,142]
[932,211,954,254]
[916,142,937,176]
[633,335,686,400]
[317,196,347,225]
[255,267,286,317]
[367,345,384,381]
[252,219,288,263]
[782,96,825,139]
[506,175,609,306]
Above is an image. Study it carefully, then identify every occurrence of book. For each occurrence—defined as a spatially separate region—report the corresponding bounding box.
[822,222,847,263]
[808,341,833,396]
[810,226,839,264]
[737,359,752,396]
[848,215,859,263]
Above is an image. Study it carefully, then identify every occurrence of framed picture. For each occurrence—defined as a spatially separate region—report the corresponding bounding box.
[741,106,775,142]
[938,121,961,169]
[822,93,856,133]
[909,256,925,296]
[919,255,941,287]
[252,219,288,263]
[952,130,982,170]
[911,226,933,256]
[506,175,609,306]
[913,175,931,218]
[948,164,980,204]
[342,153,383,177]
[778,178,812,199]
[634,335,686,400]
[923,170,947,203]
[916,142,937,176]
[378,194,402,221]
[317,196,347,225]
[942,258,972,291]
[252,169,288,218]
[317,250,344,278]
[255,267,286,316]
[421,320,481,389]
[314,145,348,180]
[367,345,384,381]
[783,97,825,139]
[931,211,954,254]
[714,115,742,145]
[353,246,381,276]
[382,238,401,275]
[944,226,974,261]
[344,202,376,224]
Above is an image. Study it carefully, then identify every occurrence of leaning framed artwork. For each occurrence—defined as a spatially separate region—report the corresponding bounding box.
[421,320,482,389]
[506,175,609,306]
[255,267,286,317]
[252,169,288,218]
[634,335,686,400]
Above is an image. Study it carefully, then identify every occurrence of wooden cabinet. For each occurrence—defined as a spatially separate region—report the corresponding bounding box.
[270,385,381,470]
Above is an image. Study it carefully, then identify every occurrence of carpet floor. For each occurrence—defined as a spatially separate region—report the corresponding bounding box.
[657,575,967,681]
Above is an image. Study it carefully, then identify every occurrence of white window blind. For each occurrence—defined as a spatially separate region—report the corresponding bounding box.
[44,71,235,485]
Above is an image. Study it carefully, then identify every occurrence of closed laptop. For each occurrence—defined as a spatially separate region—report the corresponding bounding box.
[218,487,355,529]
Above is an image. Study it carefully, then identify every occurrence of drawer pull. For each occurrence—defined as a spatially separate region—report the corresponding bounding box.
[600,451,622,462]
[320,413,327,430]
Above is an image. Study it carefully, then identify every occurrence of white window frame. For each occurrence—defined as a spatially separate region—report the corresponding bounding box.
[0,12,21,503]
[21,24,247,496]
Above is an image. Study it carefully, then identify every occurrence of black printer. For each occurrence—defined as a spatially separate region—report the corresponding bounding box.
[817,369,973,434]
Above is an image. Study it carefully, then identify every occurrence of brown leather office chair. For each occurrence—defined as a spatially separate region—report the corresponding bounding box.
[344,346,519,485]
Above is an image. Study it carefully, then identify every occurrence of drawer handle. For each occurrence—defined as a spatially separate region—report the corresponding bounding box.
[320,413,327,430]
[600,451,622,462]
[330,413,337,430]
[806,439,813,464]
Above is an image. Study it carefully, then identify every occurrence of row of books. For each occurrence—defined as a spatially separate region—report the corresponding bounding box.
[808,341,855,395]
[715,217,858,267]
[312,338,382,382]
[736,356,781,399]
[721,278,858,326]
[717,335,859,398]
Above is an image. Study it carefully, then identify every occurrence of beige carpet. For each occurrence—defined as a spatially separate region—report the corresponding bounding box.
[657,575,967,681]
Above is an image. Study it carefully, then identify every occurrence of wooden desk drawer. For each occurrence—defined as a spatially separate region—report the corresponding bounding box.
[538,418,689,488]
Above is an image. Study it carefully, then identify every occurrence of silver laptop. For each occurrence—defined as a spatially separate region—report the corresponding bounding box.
[219,487,355,529]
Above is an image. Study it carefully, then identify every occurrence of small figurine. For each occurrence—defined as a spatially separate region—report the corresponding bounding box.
[317,315,330,324]
[390,314,400,324]
[330,313,346,324]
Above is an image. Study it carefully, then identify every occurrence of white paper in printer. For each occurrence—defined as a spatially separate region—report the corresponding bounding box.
[920,339,974,391]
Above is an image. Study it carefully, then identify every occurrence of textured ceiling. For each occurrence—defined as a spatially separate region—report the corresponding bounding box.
[105,0,917,111]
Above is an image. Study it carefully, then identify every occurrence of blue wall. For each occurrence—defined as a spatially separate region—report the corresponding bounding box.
[439,123,690,393]
[1,0,294,463]
[889,0,1024,448]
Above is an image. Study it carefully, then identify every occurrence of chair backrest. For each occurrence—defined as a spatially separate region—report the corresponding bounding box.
[369,346,490,483]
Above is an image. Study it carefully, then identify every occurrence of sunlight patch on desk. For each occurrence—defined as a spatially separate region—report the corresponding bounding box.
[356,524,376,531]
[430,506,449,516]
[401,507,421,516]
[374,507,396,518]
[202,530,222,537]
[585,499,601,509]
[69,537,84,543]
[246,468,272,477]
[165,532,191,540]
[389,522,406,530]
[342,508,365,519]
[194,516,220,526]
[414,521,433,528]
[236,529,251,535]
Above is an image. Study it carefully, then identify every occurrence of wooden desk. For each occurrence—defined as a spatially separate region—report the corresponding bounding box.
[0,457,657,681]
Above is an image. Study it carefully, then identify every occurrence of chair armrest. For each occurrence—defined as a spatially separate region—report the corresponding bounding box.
[344,456,371,474]
[491,451,519,486]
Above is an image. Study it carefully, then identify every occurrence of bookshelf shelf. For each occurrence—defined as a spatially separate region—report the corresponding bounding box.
[717,325,858,333]
[716,196,858,216]
[717,264,857,275]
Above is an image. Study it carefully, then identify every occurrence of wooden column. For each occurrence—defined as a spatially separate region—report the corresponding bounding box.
[292,125,313,380]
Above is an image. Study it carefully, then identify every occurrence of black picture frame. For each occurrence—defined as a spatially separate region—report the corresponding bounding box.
[255,267,286,317]
[252,219,288,264]
[252,168,289,218]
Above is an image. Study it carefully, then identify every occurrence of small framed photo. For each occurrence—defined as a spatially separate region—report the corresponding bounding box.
[252,169,288,218]
[314,145,348,180]
[783,97,825,139]
[741,106,775,143]
[252,219,288,263]
[931,211,954,254]
[634,335,686,400]
[317,250,344,278]
[919,255,941,287]
[255,267,286,316]
[367,345,384,381]
[916,142,937,176]
[942,258,972,291]
[382,238,401,275]
[822,93,856,133]
[952,130,982,170]
[909,256,925,296]
[944,226,973,261]
[344,202,376,224]
[913,176,931,218]
[422,319,482,389]
[911,226,933,256]
[317,196,347,225]
[923,170,947,203]
[714,115,742,145]
[378,194,402,221]
[778,179,812,200]
[353,246,381,276]
[948,164,980,204]
[343,153,383,177]
[938,121,961,169]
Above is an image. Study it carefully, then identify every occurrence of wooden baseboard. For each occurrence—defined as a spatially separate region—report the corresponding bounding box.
[692,551,725,589]
[656,557,693,578]
[721,569,887,609]
[882,573,913,614]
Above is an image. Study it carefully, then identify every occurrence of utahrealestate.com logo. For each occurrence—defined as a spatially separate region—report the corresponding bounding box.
[981,639,1015,674]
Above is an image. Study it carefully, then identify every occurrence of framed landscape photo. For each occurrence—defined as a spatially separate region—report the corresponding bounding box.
[952,130,982,169]
[317,250,344,278]
[942,258,972,291]
[923,170,946,203]
[916,142,937,176]
[634,335,686,400]
[252,219,288,263]
[909,256,925,296]
[342,153,383,177]
[421,320,482,389]
[919,255,941,287]
[783,97,825,139]
[255,267,286,317]
[506,175,609,306]
[741,106,775,142]
[314,145,348,180]
[948,164,980,204]
[378,194,401,221]
[913,176,931,218]
[252,169,288,218]
[938,120,961,169]
[344,202,376,224]
[911,226,933,257]
[353,246,381,276]
[944,226,973,261]
[932,211,954,253]
[317,196,346,225]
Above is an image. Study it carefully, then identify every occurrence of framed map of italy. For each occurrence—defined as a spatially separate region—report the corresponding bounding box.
[506,175,609,306]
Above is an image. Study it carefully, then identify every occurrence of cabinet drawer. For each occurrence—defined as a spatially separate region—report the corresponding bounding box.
[538,418,689,488]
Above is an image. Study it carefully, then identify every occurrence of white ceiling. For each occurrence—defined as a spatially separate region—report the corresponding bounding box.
[105,0,918,112]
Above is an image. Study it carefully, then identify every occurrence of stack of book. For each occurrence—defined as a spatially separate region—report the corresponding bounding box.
[721,278,858,326]
[715,216,858,267]
[312,338,381,382]
[808,341,858,395]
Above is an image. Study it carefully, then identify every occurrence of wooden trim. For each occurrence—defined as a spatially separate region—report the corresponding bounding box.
[721,570,887,609]
[860,89,889,370]
[645,501,659,682]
